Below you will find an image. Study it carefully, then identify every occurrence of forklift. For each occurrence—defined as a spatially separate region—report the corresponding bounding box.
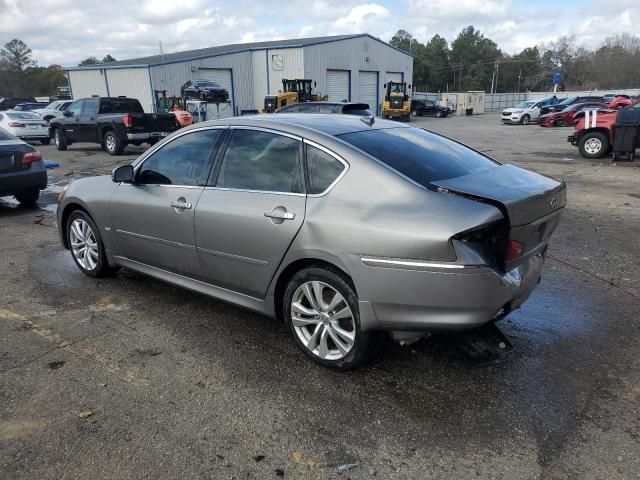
[262,79,327,113]
[382,81,411,121]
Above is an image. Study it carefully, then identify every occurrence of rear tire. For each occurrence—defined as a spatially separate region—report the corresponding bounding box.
[103,130,125,156]
[15,188,39,206]
[283,267,379,370]
[578,131,609,159]
[521,114,531,125]
[54,128,67,151]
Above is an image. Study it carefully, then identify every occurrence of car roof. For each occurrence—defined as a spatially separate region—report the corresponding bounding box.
[189,113,407,137]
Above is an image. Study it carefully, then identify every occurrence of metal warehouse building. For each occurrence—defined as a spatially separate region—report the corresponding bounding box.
[66,34,413,117]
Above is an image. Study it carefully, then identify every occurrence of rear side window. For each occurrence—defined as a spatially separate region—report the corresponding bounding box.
[99,99,144,114]
[137,129,222,186]
[306,144,345,194]
[339,127,497,186]
[83,99,99,116]
[216,129,303,193]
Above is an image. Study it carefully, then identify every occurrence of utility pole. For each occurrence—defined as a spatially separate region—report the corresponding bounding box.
[517,69,522,93]
[494,61,499,93]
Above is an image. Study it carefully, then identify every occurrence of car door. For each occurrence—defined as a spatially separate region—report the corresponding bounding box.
[109,127,224,277]
[530,102,543,121]
[63,100,84,142]
[194,127,306,297]
[77,98,99,142]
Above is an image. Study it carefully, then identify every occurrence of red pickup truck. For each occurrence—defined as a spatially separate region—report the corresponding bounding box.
[568,100,640,159]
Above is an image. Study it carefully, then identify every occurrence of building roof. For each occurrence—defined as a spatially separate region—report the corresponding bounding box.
[67,34,412,70]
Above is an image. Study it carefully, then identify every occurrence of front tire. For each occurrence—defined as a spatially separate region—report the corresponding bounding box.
[521,114,531,125]
[15,188,39,206]
[54,128,67,151]
[66,210,111,277]
[436,110,443,118]
[578,132,609,159]
[103,130,125,156]
[283,267,378,370]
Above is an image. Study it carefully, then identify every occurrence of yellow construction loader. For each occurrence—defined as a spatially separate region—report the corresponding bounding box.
[382,81,411,121]
[262,79,327,113]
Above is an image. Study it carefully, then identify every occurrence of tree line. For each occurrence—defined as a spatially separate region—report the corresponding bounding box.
[390,28,640,93]
[0,38,117,98]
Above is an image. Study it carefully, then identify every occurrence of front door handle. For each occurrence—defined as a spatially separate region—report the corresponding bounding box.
[170,201,192,210]
[264,210,295,220]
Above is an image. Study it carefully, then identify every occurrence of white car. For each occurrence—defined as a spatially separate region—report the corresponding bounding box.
[0,111,50,145]
[32,100,73,123]
[501,100,543,125]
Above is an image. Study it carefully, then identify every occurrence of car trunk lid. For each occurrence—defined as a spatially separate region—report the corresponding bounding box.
[0,142,35,173]
[433,164,566,269]
[129,113,179,134]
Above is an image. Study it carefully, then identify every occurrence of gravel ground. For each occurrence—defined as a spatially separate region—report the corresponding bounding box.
[1,114,639,479]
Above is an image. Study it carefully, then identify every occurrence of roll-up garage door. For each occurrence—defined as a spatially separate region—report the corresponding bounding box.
[326,70,350,102]
[385,72,403,84]
[198,68,234,118]
[358,71,378,114]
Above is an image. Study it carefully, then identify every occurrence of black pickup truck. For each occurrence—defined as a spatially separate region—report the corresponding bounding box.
[49,97,179,155]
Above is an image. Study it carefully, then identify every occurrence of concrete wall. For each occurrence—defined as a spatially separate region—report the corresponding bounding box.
[303,36,413,113]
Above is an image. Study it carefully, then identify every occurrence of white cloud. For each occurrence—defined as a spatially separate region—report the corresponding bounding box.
[333,4,390,32]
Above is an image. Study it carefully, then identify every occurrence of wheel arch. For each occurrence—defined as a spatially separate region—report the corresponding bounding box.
[271,255,355,322]
[577,127,611,142]
[59,202,94,249]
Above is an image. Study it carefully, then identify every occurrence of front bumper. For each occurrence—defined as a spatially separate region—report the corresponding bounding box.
[349,253,545,332]
[501,115,522,124]
[0,162,48,196]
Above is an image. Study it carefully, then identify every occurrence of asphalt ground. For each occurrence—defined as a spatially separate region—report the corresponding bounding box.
[1,114,639,479]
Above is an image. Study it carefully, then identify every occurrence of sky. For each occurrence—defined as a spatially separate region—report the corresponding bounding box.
[0,0,639,66]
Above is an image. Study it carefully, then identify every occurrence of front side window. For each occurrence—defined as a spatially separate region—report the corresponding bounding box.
[306,144,345,194]
[339,127,497,186]
[216,129,302,193]
[137,129,222,186]
[66,101,83,117]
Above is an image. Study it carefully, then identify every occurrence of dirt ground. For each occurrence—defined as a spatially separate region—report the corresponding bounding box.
[1,114,639,479]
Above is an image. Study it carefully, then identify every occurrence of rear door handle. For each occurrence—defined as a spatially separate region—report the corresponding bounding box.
[170,201,192,210]
[264,210,295,220]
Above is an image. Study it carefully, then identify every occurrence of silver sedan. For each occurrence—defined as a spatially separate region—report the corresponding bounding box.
[57,115,566,369]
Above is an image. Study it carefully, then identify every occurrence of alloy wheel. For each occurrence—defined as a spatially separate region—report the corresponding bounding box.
[105,134,116,153]
[69,218,99,271]
[290,281,356,360]
[584,137,602,155]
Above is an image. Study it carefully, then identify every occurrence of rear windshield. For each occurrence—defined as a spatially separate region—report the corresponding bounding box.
[0,128,16,140]
[339,127,498,185]
[7,112,40,120]
[99,99,144,114]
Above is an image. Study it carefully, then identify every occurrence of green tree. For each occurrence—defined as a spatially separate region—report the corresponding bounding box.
[0,38,35,71]
[450,26,501,91]
[422,35,451,91]
[78,56,100,66]
[101,54,117,63]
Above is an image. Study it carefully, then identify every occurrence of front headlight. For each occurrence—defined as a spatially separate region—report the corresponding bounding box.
[512,110,523,114]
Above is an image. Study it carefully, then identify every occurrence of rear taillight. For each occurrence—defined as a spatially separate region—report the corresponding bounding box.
[21,150,42,165]
[505,240,524,262]
[8,122,25,128]
[123,114,133,128]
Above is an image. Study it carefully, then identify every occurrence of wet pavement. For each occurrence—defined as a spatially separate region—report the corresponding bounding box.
[1,116,639,479]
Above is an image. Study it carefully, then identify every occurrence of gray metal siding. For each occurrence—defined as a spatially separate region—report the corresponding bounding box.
[68,69,108,99]
[358,71,378,113]
[265,48,304,96]
[149,51,254,115]
[105,68,154,112]
[326,70,350,102]
[251,50,268,111]
[303,37,412,112]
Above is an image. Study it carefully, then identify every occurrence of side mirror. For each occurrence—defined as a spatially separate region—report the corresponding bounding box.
[63,110,73,117]
[112,164,134,183]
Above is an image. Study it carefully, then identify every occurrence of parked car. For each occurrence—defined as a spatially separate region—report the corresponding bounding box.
[501,100,544,125]
[32,100,74,122]
[539,102,610,128]
[0,97,36,111]
[0,111,50,144]
[568,100,640,159]
[0,128,47,205]
[13,102,49,112]
[540,96,605,115]
[410,99,449,118]
[57,115,565,369]
[276,102,372,115]
[180,80,229,103]
[49,97,180,155]
[609,96,634,109]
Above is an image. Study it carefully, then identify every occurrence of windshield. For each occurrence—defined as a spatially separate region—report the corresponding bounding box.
[0,127,16,140]
[339,127,497,186]
[558,97,577,106]
[197,81,220,88]
[44,101,60,109]
[515,101,534,108]
[7,112,41,120]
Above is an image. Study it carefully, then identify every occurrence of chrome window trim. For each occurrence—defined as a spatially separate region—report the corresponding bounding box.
[303,139,350,197]
[213,126,305,195]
